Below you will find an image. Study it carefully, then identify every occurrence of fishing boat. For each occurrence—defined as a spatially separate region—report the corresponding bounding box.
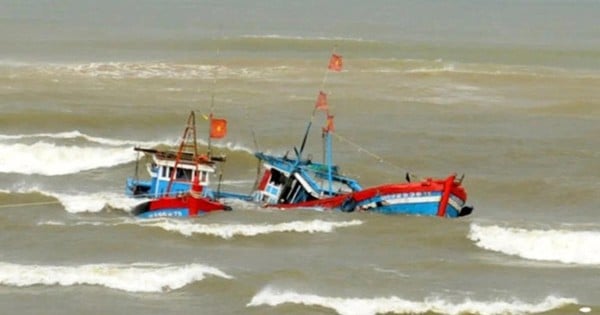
[219,152,472,217]
[217,53,473,218]
[125,111,231,218]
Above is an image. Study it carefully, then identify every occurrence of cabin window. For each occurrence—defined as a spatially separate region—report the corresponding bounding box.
[176,168,192,181]
[161,166,169,178]
[191,170,208,183]
[266,185,280,196]
[269,169,285,185]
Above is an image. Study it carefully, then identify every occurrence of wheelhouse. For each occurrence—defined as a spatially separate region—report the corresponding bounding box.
[126,150,217,198]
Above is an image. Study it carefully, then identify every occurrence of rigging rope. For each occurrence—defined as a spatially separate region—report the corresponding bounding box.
[329,131,414,177]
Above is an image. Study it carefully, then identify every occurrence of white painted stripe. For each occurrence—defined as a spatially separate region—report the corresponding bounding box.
[448,195,464,210]
[383,195,441,205]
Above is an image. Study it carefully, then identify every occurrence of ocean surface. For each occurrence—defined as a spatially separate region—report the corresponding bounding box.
[1,1,599,314]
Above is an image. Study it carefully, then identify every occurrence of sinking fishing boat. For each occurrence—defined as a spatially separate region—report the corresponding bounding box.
[217,53,473,218]
[125,111,231,218]
[219,151,472,217]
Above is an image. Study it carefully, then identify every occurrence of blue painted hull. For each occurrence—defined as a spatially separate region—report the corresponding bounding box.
[352,191,461,217]
[368,202,460,218]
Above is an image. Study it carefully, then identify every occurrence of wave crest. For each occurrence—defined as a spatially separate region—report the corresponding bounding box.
[0,262,232,293]
[140,219,363,238]
[468,223,600,265]
[248,287,577,315]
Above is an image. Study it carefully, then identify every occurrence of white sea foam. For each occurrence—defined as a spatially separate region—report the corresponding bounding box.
[0,262,231,293]
[0,142,136,175]
[10,187,142,213]
[37,218,362,239]
[248,287,577,315]
[468,223,600,265]
[214,141,254,154]
[39,62,275,80]
[218,197,261,211]
[407,64,458,74]
[55,62,215,80]
[0,131,253,175]
[140,219,362,238]
[372,266,409,278]
[0,130,169,147]
[38,220,67,226]
[48,191,143,213]
[580,306,592,313]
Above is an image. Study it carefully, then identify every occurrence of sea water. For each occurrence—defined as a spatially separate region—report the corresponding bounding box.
[1,1,599,314]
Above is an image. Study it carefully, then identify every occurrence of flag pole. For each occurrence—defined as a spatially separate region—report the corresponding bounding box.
[298,46,338,157]
[207,47,221,158]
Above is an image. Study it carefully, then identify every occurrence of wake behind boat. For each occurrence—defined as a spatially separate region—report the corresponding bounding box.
[217,52,473,218]
[125,111,231,218]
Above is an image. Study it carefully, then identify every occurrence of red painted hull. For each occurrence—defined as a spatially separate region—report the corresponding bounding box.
[132,194,229,217]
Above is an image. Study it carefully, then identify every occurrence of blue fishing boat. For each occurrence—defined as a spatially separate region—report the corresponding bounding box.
[217,126,472,218]
[125,111,230,218]
[216,53,473,218]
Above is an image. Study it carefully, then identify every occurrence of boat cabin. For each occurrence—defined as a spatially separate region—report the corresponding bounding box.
[252,153,362,205]
[126,150,216,198]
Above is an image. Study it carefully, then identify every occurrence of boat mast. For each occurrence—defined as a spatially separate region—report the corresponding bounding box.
[205,45,228,194]
[207,45,222,158]
[324,117,334,194]
[298,47,338,159]
[166,111,198,195]
[299,48,342,196]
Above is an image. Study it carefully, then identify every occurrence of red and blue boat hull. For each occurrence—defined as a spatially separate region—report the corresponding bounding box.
[132,194,230,219]
[274,175,471,218]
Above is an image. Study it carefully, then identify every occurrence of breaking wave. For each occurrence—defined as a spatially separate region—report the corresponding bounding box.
[0,141,136,175]
[247,287,577,315]
[26,61,282,80]
[37,219,363,239]
[137,219,363,238]
[468,223,600,265]
[0,130,167,146]
[48,191,143,213]
[404,61,600,80]
[0,130,252,175]
[0,262,232,293]
[0,131,164,176]
[7,187,142,213]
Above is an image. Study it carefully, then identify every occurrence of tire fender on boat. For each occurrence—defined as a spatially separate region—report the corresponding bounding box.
[341,195,356,212]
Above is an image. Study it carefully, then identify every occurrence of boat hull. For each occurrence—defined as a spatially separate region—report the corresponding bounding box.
[273,175,470,218]
[132,194,230,219]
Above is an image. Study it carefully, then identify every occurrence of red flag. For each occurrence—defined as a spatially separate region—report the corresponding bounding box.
[328,54,342,71]
[210,118,227,139]
[323,114,334,133]
[315,91,328,111]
